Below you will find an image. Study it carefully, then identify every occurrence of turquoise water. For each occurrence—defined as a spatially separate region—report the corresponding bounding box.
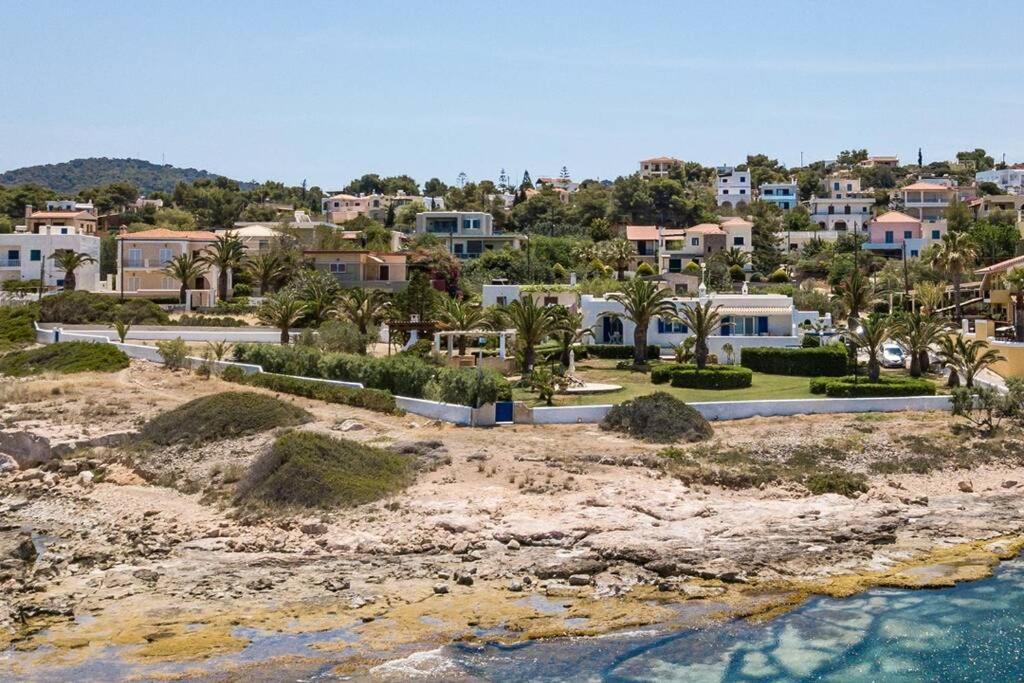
[442,560,1024,682]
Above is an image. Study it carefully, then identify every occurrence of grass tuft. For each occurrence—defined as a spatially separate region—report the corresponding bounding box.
[139,391,311,446]
[0,341,129,376]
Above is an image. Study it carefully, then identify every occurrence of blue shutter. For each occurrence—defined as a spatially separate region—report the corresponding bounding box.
[657,318,665,334]
[757,316,769,334]
[721,316,731,336]
[680,323,688,334]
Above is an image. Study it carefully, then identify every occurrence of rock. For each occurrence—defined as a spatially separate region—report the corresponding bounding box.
[455,572,474,586]
[508,580,524,592]
[59,461,80,475]
[133,569,160,583]
[644,559,678,577]
[568,574,592,586]
[0,454,18,474]
[900,495,928,506]
[15,536,37,562]
[1002,480,1018,489]
[535,557,608,580]
[958,480,974,493]
[300,521,328,536]
[339,420,365,432]
[324,577,350,592]
[466,452,489,462]
[506,539,521,551]
[16,469,44,482]
[41,472,58,487]
[433,583,449,595]
[77,471,94,487]
[245,577,275,591]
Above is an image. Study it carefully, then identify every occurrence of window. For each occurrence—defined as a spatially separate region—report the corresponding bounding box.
[722,189,729,195]
[764,189,774,196]
[932,230,941,239]
[828,206,835,214]
[691,237,700,246]
[733,236,744,246]
[844,205,851,214]
[159,248,173,264]
[428,218,457,233]
[668,258,682,273]
[462,218,481,230]
[885,231,894,244]
[30,249,41,262]
[453,243,465,254]
[740,177,746,183]
[378,265,390,280]
[466,241,483,255]
[846,183,853,191]
[910,250,919,257]
[903,230,913,239]
[6,249,18,262]
[496,296,507,306]
[60,228,68,235]
[544,296,558,306]
[656,318,688,334]
[739,189,746,194]
[833,182,840,190]
[329,263,346,273]
[781,202,790,210]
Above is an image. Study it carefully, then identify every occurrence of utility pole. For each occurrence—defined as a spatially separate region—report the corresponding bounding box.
[119,237,125,302]
[902,241,910,305]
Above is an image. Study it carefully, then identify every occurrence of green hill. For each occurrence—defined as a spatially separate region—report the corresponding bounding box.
[0,157,251,194]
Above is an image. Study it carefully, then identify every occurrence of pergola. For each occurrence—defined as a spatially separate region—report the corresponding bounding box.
[432,329,517,359]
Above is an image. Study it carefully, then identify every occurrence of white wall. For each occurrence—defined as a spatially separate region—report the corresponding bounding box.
[36,323,289,344]
[0,233,101,290]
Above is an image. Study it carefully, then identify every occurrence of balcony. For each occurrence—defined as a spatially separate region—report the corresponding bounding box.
[123,258,172,268]
[0,259,21,268]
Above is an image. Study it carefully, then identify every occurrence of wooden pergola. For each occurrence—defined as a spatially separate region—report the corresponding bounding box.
[432,329,517,359]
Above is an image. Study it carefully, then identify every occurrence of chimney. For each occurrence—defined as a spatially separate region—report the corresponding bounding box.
[24,204,33,219]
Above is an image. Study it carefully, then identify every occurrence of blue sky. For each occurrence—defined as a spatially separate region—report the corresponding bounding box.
[2,1,1022,189]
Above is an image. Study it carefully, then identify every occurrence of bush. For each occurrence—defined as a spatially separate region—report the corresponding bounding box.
[810,375,936,397]
[238,431,413,508]
[768,268,789,283]
[728,264,745,282]
[635,262,655,276]
[231,283,252,297]
[0,341,129,377]
[220,364,247,383]
[601,392,714,443]
[428,367,512,406]
[140,391,311,445]
[801,334,820,348]
[176,314,250,327]
[584,344,661,360]
[316,320,375,354]
[156,337,189,370]
[741,345,847,377]
[233,342,323,378]
[229,372,400,414]
[0,304,38,351]
[650,364,752,390]
[804,470,869,496]
[38,291,169,325]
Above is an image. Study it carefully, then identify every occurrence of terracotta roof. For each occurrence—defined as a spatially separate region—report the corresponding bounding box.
[28,211,95,219]
[976,254,1024,275]
[720,217,753,228]
[687,224,726,235]
[117,228,218,241]
[625,225,684,241]
[640,156,681,164]
[873,211,920,224]
[902,182,955,192]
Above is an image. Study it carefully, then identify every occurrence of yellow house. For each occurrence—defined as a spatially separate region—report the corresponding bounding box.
[111,229,220,306]
[302,250,408,292]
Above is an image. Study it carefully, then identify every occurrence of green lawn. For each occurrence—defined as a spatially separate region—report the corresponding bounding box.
[513,358,818,406]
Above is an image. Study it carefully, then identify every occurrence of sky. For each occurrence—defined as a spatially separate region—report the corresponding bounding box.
[2,1,1023,189]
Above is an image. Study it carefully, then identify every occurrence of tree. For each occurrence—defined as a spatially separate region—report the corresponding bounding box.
[436,295,488,356]
[50,250,96,292]
[291,268,341,327]
[721,247,750,269]
[938,334,1004,388]
[944,197,973,235]
[258,291,307,345]
[201,232,246,302]
[607,279,677,366]
[245,253,285,294]
[500,296,559,373]
[162,253,206,304]
[832,268,874,324]
[551,307,594,368]
[931,231,977,320]
[955,148,995,172]
[892,312,947,377]
[675,300,724,370]
[599,239,636,280]
[848,314,891,382]
[836,149,869,166]
[1007,269,1024,342]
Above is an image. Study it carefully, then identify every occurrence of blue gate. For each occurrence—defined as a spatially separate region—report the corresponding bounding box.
[495,401,514,424]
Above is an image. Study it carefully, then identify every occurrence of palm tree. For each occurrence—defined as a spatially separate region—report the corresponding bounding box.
[296,273,340,327]
[246,253,285,295]
[936,334,962,387]
[606,278,677,365]
[550,307,594,368]
[722,247,749,269]
[162,253,207,305]
[892,312,947,377]
[676,300,724,370]
[832,269,873,326]
[1004,269,1024,342]
[202,232,246,302]
[599,238,636,281]
[50,249,96,291]
[939,334,1005,388]
[915,281,945,315]
[501,296,560,373]
[258,291,307,345]
[931,231,977,321]
[336,288,391,337]
[848,314,891,382]
[437,295,489,356]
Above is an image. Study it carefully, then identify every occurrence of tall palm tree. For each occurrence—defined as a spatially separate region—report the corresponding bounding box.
[501,296,560,373]
[931,231,977,321]
[676,300,724,370]
[50,249,96,291]
[832,269,873,326]
[246,253,285,295]
[258,291,307,345]
[848,314,891,382]
[722,247,749,269]
[551,307,594,368]
[162,253,207,304]
[336,288,390,337]
[938,334,1005,388]
[936,334,962,387]
[436,295,488,356]
[1004,269,1024,342]
[914,280,945,315]
[892,312,947,377]
[607,278,677,365]
[294,271,340,327]
[599,238,636,281]
[202,232,246,302]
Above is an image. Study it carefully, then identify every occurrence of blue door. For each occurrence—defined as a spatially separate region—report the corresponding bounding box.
[495,401,514,424]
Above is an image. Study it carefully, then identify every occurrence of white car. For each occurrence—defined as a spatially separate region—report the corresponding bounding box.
[881,343,906,369]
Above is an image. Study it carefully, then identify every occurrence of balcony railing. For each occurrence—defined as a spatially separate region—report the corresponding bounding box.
[123,258,173,268]
[0,259,21,268]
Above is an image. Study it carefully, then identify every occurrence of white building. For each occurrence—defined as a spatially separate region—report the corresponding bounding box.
[758,182,799,211]
[715,167,751,208]
[806,175,875,233]
[976,168,1024,194]
[0,226,101,291]
[413,211,522,258]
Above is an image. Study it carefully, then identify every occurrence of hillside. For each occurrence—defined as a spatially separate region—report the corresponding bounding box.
[0,157,251,194]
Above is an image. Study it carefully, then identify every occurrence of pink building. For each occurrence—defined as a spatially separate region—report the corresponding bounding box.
[868,211,921,246]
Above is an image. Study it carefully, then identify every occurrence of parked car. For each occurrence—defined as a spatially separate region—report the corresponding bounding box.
[881,343,906,369]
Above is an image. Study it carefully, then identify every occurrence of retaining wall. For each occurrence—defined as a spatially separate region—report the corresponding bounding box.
[36,323,289,344]
[395,396,475,425]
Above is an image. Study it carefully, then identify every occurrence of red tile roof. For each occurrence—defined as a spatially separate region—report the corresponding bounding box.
[117,228,218,241]
[28,211,96,219]
[902,182,955,192]
[873,211,920,224]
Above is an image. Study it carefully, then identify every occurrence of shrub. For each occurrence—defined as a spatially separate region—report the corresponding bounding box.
[683,261,701,274]
[584,344,661,360]
[231,283,252,297]
[220,364,247,383]
[651,364,753,390]
[601,392,713,443]
[741,345,847,376]
[749,272,765,283]
[810,375,936,397]
[0,341,129,376]
[801,334,820,348]
[156,337,189,370]
[139,391,311,446]
[233,372,400,414]
[233,342,323,378]
[768,268,789,283]
[38,291,169,325]
[635,262,655,276]
[316,320,375,354]
[176,314,250,327]
[0,304,38,351]
[804,470,869,496]
[238,431,413,508]
[429,367,512,406]
[728,264,745,282]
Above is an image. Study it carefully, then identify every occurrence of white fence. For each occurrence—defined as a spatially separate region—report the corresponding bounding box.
[36,323,291,344]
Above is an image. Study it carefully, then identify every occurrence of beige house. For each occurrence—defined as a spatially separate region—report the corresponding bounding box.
[639,157,681,178]
[108,229,221,306]
[413,211,522,258]
[22,205,98,236]
[901,180,957,228]
[303,250,408,292]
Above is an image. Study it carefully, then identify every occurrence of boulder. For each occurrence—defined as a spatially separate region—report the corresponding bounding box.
[535,557,608,580]
[957,480,974,493]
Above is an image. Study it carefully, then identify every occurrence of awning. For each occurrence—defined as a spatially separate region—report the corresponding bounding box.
[716,307,793,316]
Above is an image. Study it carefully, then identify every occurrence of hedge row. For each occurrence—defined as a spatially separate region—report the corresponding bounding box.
[223,369,400,414]
[651,364,753,390]
[741,345,847,377]
[809,375,936,397]
[584,344,661,359]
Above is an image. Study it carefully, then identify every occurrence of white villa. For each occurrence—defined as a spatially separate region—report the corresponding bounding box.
[1,206,101,291]
[715,167,752,208]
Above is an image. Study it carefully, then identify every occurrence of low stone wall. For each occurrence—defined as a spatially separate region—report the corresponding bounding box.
[37,323,290,344]
[531,405,615,424]
[395,397,474,425]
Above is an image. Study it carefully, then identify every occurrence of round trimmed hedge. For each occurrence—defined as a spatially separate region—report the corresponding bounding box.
[651,364,753,390]
[809,375,936,397]
[740,345,847,377]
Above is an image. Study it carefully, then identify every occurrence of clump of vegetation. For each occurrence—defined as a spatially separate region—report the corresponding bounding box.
[139,391,311,446]
[0,341,129,376]
[237,431,413,508]
[950,379,1024,436]
[809,375,936,397]
[175,314,250,327]
[741,345,847,376]
[156,337,189,370]
[226,371,400,414]
[0,304,38,352]
[650,364,752,389]
[601,392,713,443]
[38,291,169,325]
